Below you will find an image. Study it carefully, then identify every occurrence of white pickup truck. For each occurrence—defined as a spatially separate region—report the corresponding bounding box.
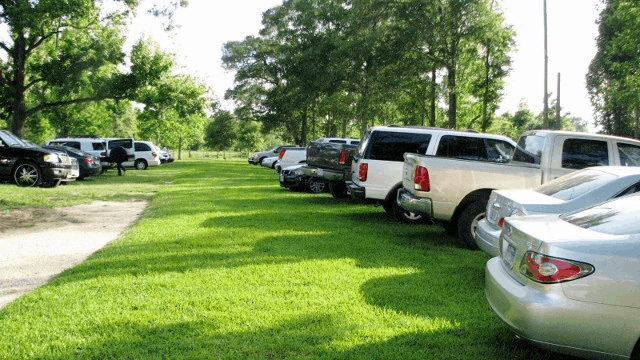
[397,129,640,249]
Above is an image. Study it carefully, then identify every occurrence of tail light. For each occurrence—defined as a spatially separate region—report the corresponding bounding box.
[152,152,158,158]
[339,150,347,165]
[520,251,594,283]
[358,163,368,181]
[278,149,286,160]
[83,157,92,164]
[414,166,430,191]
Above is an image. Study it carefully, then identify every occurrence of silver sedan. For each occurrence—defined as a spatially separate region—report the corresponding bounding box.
[476,166,640,257]
[485,193,640,360]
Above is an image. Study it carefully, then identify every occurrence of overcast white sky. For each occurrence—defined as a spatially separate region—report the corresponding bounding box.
[128,0,603,131]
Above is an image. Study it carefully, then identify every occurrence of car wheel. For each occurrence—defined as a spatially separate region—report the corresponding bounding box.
[134,159,148,170]
[328,182,349,198]
[13,162,41,187]
[307,178,326,193]
[456,200,486,250]
[258,157,265,165]
[391,195,427,224]
[441,221,458,237]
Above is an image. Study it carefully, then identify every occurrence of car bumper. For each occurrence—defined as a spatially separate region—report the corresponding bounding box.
[475,219,501,257]
[485,257,635,360]
[303,166,345,182]
[396,189,432,217]
[345,181,365,199]
[279,173,306,190]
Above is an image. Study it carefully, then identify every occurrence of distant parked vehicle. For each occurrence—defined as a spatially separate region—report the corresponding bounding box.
[248,145,300,165]
[0,130,73,187]
[486,192,640,360]
[260,156,279,169]
[304,137,360,198]
[476,166,640,256]
[118,141,160,170]
[279,164,326,193]
[42,145,102,180]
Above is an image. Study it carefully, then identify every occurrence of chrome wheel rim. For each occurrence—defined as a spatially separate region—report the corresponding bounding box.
[15,164,39,187]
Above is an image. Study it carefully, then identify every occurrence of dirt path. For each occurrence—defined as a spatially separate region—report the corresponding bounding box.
[0,200,147,308]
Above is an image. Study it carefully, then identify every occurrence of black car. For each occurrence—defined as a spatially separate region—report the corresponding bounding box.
[0,130,72,187]
[279,164,327,193]
[41,145,102,179]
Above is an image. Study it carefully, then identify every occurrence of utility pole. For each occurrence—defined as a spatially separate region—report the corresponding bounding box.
[556,73,561,129]
[543,0,549,129]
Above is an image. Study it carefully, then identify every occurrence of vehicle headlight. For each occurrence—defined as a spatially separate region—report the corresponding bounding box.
[43,154,60,163]
[293,168,304,175]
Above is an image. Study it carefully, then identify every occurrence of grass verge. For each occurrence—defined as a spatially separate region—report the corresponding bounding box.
[0,160,575,359]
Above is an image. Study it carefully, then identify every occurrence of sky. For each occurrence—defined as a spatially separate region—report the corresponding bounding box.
[128,0,603,131]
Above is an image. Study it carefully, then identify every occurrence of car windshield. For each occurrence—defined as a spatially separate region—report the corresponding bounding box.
[535,169,618,201]
[561,193,640,235]
[0,131,26,146]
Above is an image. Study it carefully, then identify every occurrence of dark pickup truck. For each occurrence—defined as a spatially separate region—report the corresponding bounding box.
[303,137,360,198]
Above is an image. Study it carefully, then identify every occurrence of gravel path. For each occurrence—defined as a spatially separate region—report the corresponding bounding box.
[0,200,147,308]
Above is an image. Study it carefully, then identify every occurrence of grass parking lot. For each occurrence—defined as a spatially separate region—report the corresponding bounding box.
[0,159,575,359]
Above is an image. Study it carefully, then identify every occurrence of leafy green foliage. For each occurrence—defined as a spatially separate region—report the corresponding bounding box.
[206,111,239,151]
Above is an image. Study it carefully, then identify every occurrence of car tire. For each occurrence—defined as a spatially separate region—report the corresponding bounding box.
[456,200,486,250]
[134,159,148,170]
[307,178,326,193]
[441,221,458,237]
[328,182,349,198]
[13,162,42,187]
[258,157,265,165]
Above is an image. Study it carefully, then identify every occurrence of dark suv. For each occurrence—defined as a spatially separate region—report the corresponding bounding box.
[0,130,71,187]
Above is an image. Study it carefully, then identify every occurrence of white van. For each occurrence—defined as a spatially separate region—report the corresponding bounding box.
[47,137,134,169]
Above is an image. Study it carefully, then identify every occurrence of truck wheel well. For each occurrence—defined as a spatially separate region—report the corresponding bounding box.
[450,189,493,226]
[384,182,404,207]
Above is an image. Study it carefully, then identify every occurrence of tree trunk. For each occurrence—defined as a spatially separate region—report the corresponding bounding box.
[9,33,28,138]
[481,44,491,132]
[430,68,437,127]
[447,65,457,129]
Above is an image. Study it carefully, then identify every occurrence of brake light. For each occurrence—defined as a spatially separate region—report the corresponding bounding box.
[339,150,347,165]
[498,218,505,227]
[83,157,92,164]
[520,251,594,283]
[152,152,157,158]
[359,163,368,181]
[414,166,430,191]
[278,149,286,160]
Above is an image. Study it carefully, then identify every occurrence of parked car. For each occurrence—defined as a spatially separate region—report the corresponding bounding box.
[0,130,72,187]
[156,146,175,164]
[260,156,279,169]
[485,192,640,360]
[46,136,111,169]
[42,145,102,179]
[279,164,326,193]
[248,145,300,165]
[303,137,361,198]
[118,141,160,170]
[476,166,640,257]
[277,147,307,170]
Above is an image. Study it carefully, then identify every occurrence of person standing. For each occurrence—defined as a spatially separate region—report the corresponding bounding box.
[110,146,128,176]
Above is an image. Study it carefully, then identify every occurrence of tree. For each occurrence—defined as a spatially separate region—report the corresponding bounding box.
[0,0,186,137]
[206,111,239,155]
[587,0,640,137]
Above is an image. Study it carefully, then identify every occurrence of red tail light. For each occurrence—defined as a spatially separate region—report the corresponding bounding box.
[278,149,286,160]
[520,251,594,283]
[414,166,430,191]
[83,157,92,164]
[152,152,157,158]
[358,163,368,181]
[497,218,505,228]
[339,150,347,165]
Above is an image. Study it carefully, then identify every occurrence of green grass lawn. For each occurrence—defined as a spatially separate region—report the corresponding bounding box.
[0,160,577,359]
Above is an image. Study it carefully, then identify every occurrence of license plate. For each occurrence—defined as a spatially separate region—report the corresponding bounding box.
[502,243,517,269]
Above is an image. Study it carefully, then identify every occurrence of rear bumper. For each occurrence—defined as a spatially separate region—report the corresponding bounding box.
[396,189,432,217]
[303,166,345,182]
[345,181,365,199]
[475,219,501,257]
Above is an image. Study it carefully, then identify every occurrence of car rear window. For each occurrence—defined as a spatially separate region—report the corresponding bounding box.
[561,194,640,235]
[364,131,432,162]
[512,134,546,165]
[535,169,618,201]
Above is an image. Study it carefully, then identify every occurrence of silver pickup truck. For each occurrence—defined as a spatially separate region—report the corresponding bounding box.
[398,130,640,249]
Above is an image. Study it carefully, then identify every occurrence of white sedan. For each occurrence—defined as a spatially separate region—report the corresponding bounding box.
[476,166,640,257]
[260,156,279,169]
